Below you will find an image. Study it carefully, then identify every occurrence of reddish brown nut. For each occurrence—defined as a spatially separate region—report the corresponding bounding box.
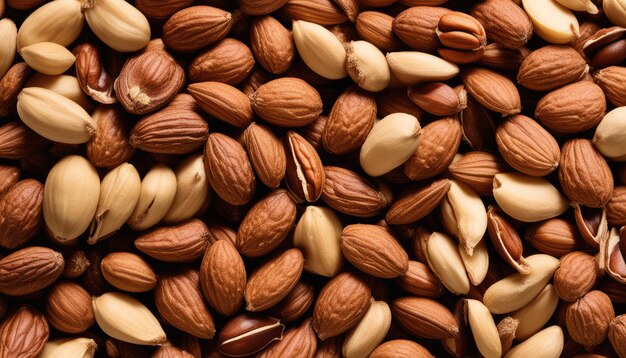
[583,27,626,68]
[218,315,285,357]
[436,11,487,64]
[45,281,94,333]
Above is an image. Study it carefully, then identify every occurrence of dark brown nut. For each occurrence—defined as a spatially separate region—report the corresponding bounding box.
[436,11,486,64]
[271,282,315,323]
[583,27,626,68]
[135,0,193,19]
[45,281,95,333]
[162,6,233,52]
[573,205,608,249]
[250,15,295,74]
[284,131,325,202]
[0,165,20,198]
[478,43,530,71]
[321,166,389,218]
[0,63,32,117]
[61,249,90,279]
[0,121,50,160]
[86,105,135,168]
[459,92,497,151]
[0,179,43,249]
[526,218,582,257]
[134,219,210,263]
[74,42,116,104]
[487,206,530,274]
[0,306,48,358]
[217,315,285,357]
[200,239,246,316]
[376,88,423,119]
[188,38,254,85]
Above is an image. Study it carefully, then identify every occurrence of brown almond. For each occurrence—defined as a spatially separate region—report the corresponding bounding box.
[239,0,288,15]
[607,186,626,226]
[188,81,253,128]
[403,117,462,181]
[594,65,626,107]
[279,0,348,25]
[408,82,461,116]
[152,346,194,358]
[553,251,598,302]
[559,138,613,208]
[130,99,208,154]
[73,42,117,104]
[245,249,304,312]
[271,282,315,323]
[188,38,254,85]
[200,239,246,316]
[217,314,285,357]
[204,133,256,205]
[321,166,388,218]
[237,189,297,257]
[302,114,327,150]
[284,131,325,202]
[526,218,582,257]
[86,105,135,168]
[341,224,409,278]
[487,206,530,274]
[355,11,404,53]
[322,86,376,155]
[459,92,497,151]
[258,318,317,358]
[0,246,64,296]
[566,290,615,346]
[134,219,210,263]
[242,122,287,189]
[479,43,531,71]
[535,81,606,134]
[0,179,43,249]
[609,315,626,358]
[470,0,533,49]
[517,45,588,91]
[385,178,451,225]
[395,260,445,298]
[371,340,433,358]
[495,114,560,177]
[392,6,451,52]
[250,16,294,74]
[391,297,459,339]
[448,151,509,196]
[0,121,50,160]
[162,6,233,52]
[156,268,216,339]
[251,77,323,127]
[45,281,94,333]
[100,252,157,293]
[0,63,31,117]
[115,50,184,115]
[135,0,193,20]
[0,165,20,198]
[436,11,487,64]
[0,306,48,358]
[312,272,371,340]
[461,67,521,116]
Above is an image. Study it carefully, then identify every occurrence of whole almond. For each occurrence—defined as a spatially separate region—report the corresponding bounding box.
[0,246,64,296]
[135,219,209,262]
[391,296,458,339]
[407,82,461,116]
[559,138,613,208]
[0,179,43,249]
[395,260,445,298]
[200,239,246,316]
[312,272,371,340]
[242,123,286,189]
[239,0,288,15]
[355,11,404,53]
[341,224,409,278]
[609,315,626,358]
[448,151,509,196]
[83,0,150,52]
[16,0,84,49]
[553,251,598,302]
[156,268,215,339]
[0,121,49,160]
[259,318,317,358]
[100,252,157,293]
[322,86,377,155]
[436,11,487,64]
[204,133,256,205]
[164,154,210,224]
[517,45,587,91]
[250,16,294,74]
[466,299,502,358]
[522,0,579,44]
[0,165,19,198]
[188,38,255,85]
[280,0,348,25]
[403,117,461,181]
[284,131,325,202]
[245,249,304,311]
[45,281,94,333]
[526,218,581,257]
[86,105,135,168]
[593,106,626,161]
[386,179,450,225]
[162,6,232,52]
[251,77,323,127]
[188,81,253,128]
[19,42,75,76]
[371,340,433,358]
[607,186,626,226]
[127,164,177,231]
[471,0,533,48]
[292,20,347,80]
[135,0,192,19]
[392,6,451,52]
[386,52,459,86]
[495,114,560,177]
[0,19,16,79]
[461,67,521,116]
[566,290,615,346]
[217,314,285,357]
[271,282,315,323]
[0,306,48,358]
[345,40,391,92]
[321,166,389,218]
[479,43,531,71]
[594,66,626,107]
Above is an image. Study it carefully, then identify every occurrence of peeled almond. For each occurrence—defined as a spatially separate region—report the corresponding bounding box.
[426,231,470,295]
[19,42,76,75]
[554,0,598,13]
[511,284,560,340]
[342,301,392,358]
[0,19,17,78]
[522,0,579,44]
[25,74,93,110]
[466,299,502,358]
[593,106,626,161]
[505,326,564,358]
[163,154,211,224]
[346,40,390,92]
[441,180,488,255]
[292,20,347,80]
[604,0,626,27]
[127,164,177,231]
[16,0,85,49]
[39,338,97,358]
[83,0,150,52]
[386,52,459,86]
[459,239,489,286]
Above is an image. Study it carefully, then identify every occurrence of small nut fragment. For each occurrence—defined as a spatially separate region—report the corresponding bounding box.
[487,206,530,274]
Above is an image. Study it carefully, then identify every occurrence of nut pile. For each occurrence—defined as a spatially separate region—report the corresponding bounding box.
[1,0,626,357]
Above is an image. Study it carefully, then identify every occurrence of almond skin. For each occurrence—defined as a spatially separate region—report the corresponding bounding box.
[100,252,157,293]
[312,272,371,341]
[188,81,253,128]
[566,290,615,346]
[594,65,626,107]
[391,297,459,339]
[559,138,614,208]
[284,131,326,202]
[279,0,348,25]
[0,306,48,358]
[86,105,135,168]
[0,121,50,160]
[271,282,315,323]
[407,82,461,116]
[134,219,210,263]
[0,179,43,249]
[245,249,304,312]
[371,340,433,358]
[258,318,317,358]
[392,6,451,52]
[355,11,404,53]
[461,67,521,116]
[0,165,19,198]
[239,0,288,15]
[156,268,216,339]
[322,86,376,155]
[0,246,64,296]
[242,123,286,189]
[188,38,254,85]
[517,45,587,91]
[448,151,509,196]
[251,77,323,127]
[250,16,294,74]
[395,261,445,298]
[321,166,388,218]
[607,186,626,226]
[135,0,192,19]
[341,224,409,278]
[162,6,232,52]
[0,62,31,117]
[403,117,462,181]
[386,179,451,225]
[471,0,533,49]
[495,114,560,177]
[45,281,94,333]
[204,133,256,206]
[200,239,246,316]
[553,251,598,302]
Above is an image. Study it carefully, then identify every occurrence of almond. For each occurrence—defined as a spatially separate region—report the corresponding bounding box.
[342,300,391,358]
[465,299,502,358]
[386,179,451,225]
[0,306,48,358]
[341,224,409,278]
[0,179,43,249]
[24,73,93,110]
[204,133,256,205]
[188,38,255,85]
[407,82,461,116]
[250,16,294,74]
[403,117,462,181]
[535,81,606,134]
[386,51,459,86]
[200,240,246,316]
[86,105,135,168]
[0,19,16,79]
[471,0,533,48]
[495,114,560,177]
[258,318,317,358]
[607,186,626,226]
[505,326,564,358]
[127,164,177,231]
[45,281,94,334]
[391,297,458,339]
[251,77,323,127]
[518,45,587,91]
[609,315,626,358]
[510,284,559,341]
[448,151,509,196]
[522,0,580,44]
[241,123,286,189]
[162,6,232,52]
[355,11,404,53]
[188,81,253,128]
[292,20,347,80]
[322,86,376,155]
[459,91,497,151]
[594,66,626,107]
[284,131,325,202]
[0,62,29,116]
[487,206,531,274]
[566,290,615,346]
[279,0,348,25]
[345,40,391,92]
[424,231,470,295]
[239,0,287,15]
[271,282,315,323]
[100,252,157,293]
[245,249,304,311]
[526,218,582,257]
[593,106,626,161]
[370,340,433,358]
[73,42,116,104]
[19,41,75,75]
[218,315,285,356]
[553,251,598,302]
[321,166,389,218]
[0,121,49,160]
[83,0,150,52]
[156,268,216,339]
[559,138,614,208]
[0,165,19,198]
[135,219,210,263]
[461,67,521,116]
[395,260,445,298]
[392,6,451,52]
[312,272,371,340]
[16,0,84,49]
[479,43,531,71]
[164,154,210,224]
[135,0,192,19]
[0,246,64,296]
[436,11,487,64]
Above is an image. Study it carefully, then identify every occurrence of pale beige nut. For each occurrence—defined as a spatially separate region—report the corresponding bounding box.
[163,154,211,224]
[16,0,85,49]
[39,337,97,358]
[593,106,626,161]
[459,239,489,286]
[510,284,559,340]
[292,20,347,80]
[504,326,563,358]
[465,299,502,358]
[19,42,75,76]
[386,52,459,86]
[342,301,392,358]
[604,0,626,27]
[26,74,93,111]
[346,40,390,92]
[0,19,17,79]
[127,164,177,231]
[425,231,470,295]
[83,0,150,52]
[521,0,580,44]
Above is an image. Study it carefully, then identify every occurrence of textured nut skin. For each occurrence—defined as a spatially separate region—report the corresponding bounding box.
[321,166,388,218]
[448,151,509,196]
[0,179,43,249]
[188,81,253,128]
[395,261,445,298]
[595,66,626,107]
[134,219,210,263]
[45,281,94,333]
[251,77,323,127]
[526,218,581,257]
[436,11,487,64]
[279,0,348,25]
[200,239,246,316]
[0,306,48,358]
[0,121,49,160]
[566,290,615,346]
[284,131,325,202]
[238,0,288,16]
[162,6,232,52]
[517,45,587,91]
[609,315,626,358]
[258,318,317,358]
[188,38,254,86]
[461,67,521,116]
[553,251,598,302]
[471,0,533,49]
[135,0,192,19]
[100,252,157,293]
[0,165,19,198]
[371,340,433,358]
[271,282,315,323]
[559,138,614,208]
[313,272,371,341]
[356,11,404,53]
[607,186,626,226]
[408,82,461,116]
[86,105,135,168]
[242,123,286,189]
[250,16,294,74]
[391,297,459,339]
[218,315,285,357]
[386,179,450,225]
[237,189,296,257]
[73,42,116,104]
[0,63,32,117]
[393,6,451,52]
[0,246,64,296]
